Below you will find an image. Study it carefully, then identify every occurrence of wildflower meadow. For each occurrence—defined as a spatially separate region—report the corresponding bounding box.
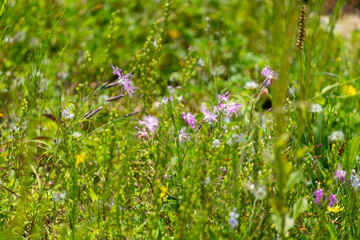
[1,0,360,239]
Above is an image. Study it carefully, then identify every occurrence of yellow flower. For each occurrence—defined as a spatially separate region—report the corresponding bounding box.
[327,205,344,213]
[342,85,356,96]
[0,113,3,117]
[160,183,169,198]
[75,152,86,167]
[168,29,181,40]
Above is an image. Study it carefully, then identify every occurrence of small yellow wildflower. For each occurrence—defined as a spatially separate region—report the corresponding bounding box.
[75,152,86,167]
[168,29,181,39]
[0,113,3,118]
[342,85,356,96]
[327,205,344,213]
[160,183,169,198]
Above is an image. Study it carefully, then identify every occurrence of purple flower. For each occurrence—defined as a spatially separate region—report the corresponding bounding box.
[216,102,226,112]
[139,115,159,133]
[110,64,137,97]
[261,66,278,87]
[162,96,173,103]
[178,128,191,143]
[334,170,346,183]
[228,208,239,229]
[313,189,324,205]
[217,92,229,103]
[225,102,241,118]
[201,108,217,123]
[313,189,339,207]
[214,92,241,118]
[181,112,197,129]
[328,194,338,207]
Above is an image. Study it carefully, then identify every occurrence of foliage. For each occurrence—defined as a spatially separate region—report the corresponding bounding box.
[0,0,360,239]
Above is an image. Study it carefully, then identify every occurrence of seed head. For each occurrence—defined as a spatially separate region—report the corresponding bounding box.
[297,5,306,51]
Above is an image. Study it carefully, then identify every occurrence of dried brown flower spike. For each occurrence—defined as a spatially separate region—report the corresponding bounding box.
[297,5,306,51]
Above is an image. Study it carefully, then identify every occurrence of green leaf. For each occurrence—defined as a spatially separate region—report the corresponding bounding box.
[89,229,100,239]
[344,136,360,172]
[271,213,294,235]
[30,164,42,199]
[88,187,98,202]
[0,0,8,19]
[314,112,329,167]
[285,171,301,192]
[292,197,308,219]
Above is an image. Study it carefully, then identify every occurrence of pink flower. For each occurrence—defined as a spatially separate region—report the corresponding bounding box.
[225,102,241,118]
[139,115,159,133]
[214,92,241,118]
[181,112,197,129]
[334,170,346,183]
[135,126,149,142]
[216,102,226,112]
[201,108,217,123]
[178,128,191,143]
[261,66,278,87]
[109,64,137,97]
[217,92,229,103]
[313,189,338,207]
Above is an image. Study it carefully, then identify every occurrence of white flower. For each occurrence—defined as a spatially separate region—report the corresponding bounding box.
[198,58,205,67]
[62,109,74,120]
[162,96,173,103]
[244,81,259,90]
[177,95,183,103]
[153,39,158,48]
[252,184,266,200]
[72,132,82,138]
[99,94,109,102]
[53,191,67,202]
[233,133,245,143]
[311,103,323,113]
[228,133,245,146]
[350,173,360,190]
[62,109,69,118]
[329,131,344,143]
[10,124,19,132]
[213,139,220,148]
[204,176,211,185]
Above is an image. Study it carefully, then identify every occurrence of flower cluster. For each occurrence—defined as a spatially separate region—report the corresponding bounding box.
[334,169,346,183]
[313,189,338,207]
[310,103,323,113]
[181,112,197,129]
[215,92,241,118]
[329,131,345,143]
